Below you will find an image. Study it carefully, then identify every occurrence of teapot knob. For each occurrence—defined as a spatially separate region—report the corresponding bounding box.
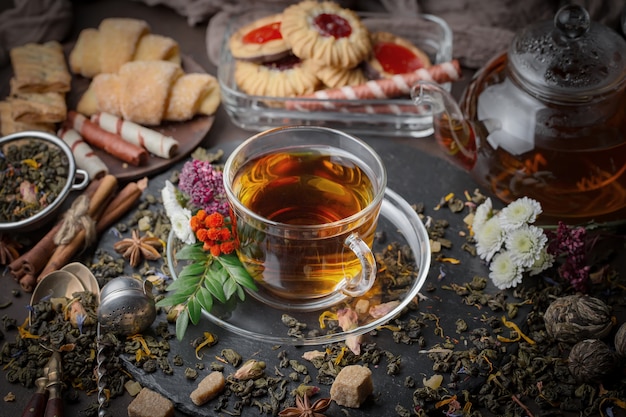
[554,4,590,39]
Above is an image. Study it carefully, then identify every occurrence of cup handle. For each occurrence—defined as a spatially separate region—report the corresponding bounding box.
[339,233,376,297]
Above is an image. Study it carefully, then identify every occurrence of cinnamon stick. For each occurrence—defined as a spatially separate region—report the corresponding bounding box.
[38,175,118,281]
[9,177,106,292]
[85,174,118,222]
[96,178,147,233]
[37,177,146,281]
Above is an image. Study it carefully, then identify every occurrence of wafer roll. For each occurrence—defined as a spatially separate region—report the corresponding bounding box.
[91,112,179,159]
[287,60,461,111]
[67,111,148,166]
[58,127,109,179]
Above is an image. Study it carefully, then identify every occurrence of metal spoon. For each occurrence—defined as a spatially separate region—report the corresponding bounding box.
[30,271,85,311]
[60,262,100,299]
[23,263,99,416]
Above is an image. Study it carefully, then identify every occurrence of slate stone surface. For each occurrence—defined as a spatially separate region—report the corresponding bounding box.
[102,137,518,417]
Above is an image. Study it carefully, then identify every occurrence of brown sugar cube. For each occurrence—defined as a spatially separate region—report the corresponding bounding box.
[127,387,174,417]
[330,365,373,408]
[190,371,226,406]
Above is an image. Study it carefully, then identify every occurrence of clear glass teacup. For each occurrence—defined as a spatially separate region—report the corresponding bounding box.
[223,126,387,311]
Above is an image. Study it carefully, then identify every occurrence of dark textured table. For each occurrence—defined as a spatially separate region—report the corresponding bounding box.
[1,2,625,417]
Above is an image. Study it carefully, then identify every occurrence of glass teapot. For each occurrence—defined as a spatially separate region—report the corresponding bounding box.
[412,5,626,222]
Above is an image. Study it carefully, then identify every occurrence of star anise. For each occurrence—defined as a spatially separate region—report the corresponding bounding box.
[0,233,21,265]
[278,395,331,417]
[113,229,162,267]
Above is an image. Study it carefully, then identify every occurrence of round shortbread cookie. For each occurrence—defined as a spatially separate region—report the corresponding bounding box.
[234,54,321,99]
[314,64,368,88]
[229,13,291,63]
[365,31,431,78]
[280,0,371,69]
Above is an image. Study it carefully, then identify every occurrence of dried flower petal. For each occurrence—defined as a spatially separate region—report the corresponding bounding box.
[336,308,358,331]
[233,359,266,380]
[368,300,400,319]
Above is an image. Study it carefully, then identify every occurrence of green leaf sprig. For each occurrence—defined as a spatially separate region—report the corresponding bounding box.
[156,243,257,340]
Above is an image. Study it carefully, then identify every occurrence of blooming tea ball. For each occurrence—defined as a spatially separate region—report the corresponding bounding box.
[615,322,626,358]
[543,294,613,343]
[568,339,617,383]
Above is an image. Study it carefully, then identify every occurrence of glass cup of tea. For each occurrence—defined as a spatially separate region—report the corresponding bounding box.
[223,126,387,311]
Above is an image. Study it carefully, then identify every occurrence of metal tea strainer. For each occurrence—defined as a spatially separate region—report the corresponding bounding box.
[96,276,157,417]
[97,275,157,335]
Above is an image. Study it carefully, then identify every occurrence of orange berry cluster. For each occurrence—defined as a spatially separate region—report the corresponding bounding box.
[190,210,237,256]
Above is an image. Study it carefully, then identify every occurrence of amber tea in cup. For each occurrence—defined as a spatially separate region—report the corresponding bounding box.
[223,126,387,310]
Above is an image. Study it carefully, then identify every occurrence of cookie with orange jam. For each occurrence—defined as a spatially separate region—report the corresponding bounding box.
[280,1,370,69]
[229,13,290,63]
[234,54,320,99]
[365,31,431,78]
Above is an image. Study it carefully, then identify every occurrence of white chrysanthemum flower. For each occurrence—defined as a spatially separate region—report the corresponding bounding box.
[528,247,555,276]
[505,224,548,268]
[170,210,195,245]
[498,197,542,230]
[161,181,195,245]
[475,216,505,262]
[162,181,181,214]
[472,197,494,235]
[489,251,523,290]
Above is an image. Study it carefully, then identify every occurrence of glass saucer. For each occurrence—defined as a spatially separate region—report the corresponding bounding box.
[166,188,431,346]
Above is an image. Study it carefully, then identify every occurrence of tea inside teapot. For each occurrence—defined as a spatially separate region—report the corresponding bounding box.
[413,5,626,222]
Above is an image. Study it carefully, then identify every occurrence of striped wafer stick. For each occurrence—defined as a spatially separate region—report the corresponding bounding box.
[337,104,423,115]
[286,60,461,112]
[58,127,109,180]
[91,112,179,159]
[67,111,148,166]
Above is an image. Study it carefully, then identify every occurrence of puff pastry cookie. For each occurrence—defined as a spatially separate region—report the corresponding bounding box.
[69,18,181,78]
[280,1,371,69]
[9,41,71,94]
[4,41,70,131]
[77,61,220,125]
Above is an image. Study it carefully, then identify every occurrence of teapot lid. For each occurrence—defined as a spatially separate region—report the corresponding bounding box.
[509,4,626,101]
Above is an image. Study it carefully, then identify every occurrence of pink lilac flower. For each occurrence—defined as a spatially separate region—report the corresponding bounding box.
[546,222,589,292]
[178,160,230,216]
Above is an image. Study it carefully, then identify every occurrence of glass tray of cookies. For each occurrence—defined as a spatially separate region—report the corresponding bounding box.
[218,3,454,138]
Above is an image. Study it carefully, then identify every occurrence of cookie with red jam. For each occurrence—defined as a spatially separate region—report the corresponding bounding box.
[280,0,371,69]
[364,31,431,78]
[314,64,368,88]
[229,13,291,63]
[234,54,321,99]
